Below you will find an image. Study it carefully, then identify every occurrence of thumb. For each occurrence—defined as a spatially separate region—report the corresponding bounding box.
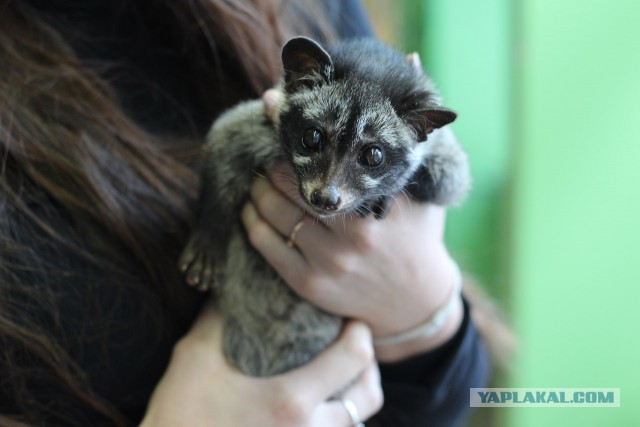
[181,299,225,351]
[275,321,374,405]
[262,88,283,124]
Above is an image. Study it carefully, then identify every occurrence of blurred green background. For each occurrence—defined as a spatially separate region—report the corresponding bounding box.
[364,0,640,426]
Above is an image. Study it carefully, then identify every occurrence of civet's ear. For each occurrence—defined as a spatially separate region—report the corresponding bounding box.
[402,91,457,141]
[282,37,334,93]
[426,107,457,129]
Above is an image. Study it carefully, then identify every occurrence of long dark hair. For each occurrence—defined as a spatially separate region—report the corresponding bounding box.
[0,0,332,425]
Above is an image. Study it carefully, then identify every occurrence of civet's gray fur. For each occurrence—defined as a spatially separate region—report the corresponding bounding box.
[179,37,471,377]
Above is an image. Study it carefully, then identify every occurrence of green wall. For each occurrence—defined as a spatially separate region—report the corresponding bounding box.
[416,0,640,426]
[508,1,640,425]
[419,0,513,305]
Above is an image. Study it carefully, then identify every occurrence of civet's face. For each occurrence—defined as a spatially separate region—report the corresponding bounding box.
[279,81,424,218]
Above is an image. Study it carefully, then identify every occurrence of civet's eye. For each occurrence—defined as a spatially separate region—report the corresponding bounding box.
[302,128,325,151]
[359,145,384,167]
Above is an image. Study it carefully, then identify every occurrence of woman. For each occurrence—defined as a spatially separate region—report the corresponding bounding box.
[0,0,489,425]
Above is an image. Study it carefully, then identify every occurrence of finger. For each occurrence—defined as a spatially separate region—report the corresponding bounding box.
[323,193,445,246]
[249,177,306,236]
[323,207,379,237]
[264,166,365,271]
[314,362,383,427]
[380,194,448,240]
[262,88,282,124]
[177,298,225,355]
[240,200,309,283]
[268,163,383,242]
[250,178,340,261]
[341,357,383,420]
[275,321,374,406]
[267,163,306,207]
[185,298,218,336]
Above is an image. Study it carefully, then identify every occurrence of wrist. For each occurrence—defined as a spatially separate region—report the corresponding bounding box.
[374,294,463,362]
[373,259,464,362]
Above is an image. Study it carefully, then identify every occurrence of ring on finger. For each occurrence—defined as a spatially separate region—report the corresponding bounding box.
[341,399,365,427]
[286,216,306,248]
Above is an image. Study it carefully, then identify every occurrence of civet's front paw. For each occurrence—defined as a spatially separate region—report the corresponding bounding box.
[179,233,217,292]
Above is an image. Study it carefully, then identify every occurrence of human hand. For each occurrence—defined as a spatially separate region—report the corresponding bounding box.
[140,301,383,427]
[242,167,464,362]
[262,87,281,124]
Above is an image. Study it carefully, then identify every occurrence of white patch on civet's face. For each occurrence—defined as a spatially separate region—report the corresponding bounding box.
[360,175,381,190]
[355,110,401,149]
[292,154,312,166]
[300,178,323,207]
[293,85,351,138]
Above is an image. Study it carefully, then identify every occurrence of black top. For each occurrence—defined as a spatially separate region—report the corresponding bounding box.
[4,1,490,426]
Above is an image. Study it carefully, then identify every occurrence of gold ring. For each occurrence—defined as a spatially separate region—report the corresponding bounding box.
[286,217,306,248]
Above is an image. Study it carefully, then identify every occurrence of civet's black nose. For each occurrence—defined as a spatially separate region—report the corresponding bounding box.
[310,188,341,211]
